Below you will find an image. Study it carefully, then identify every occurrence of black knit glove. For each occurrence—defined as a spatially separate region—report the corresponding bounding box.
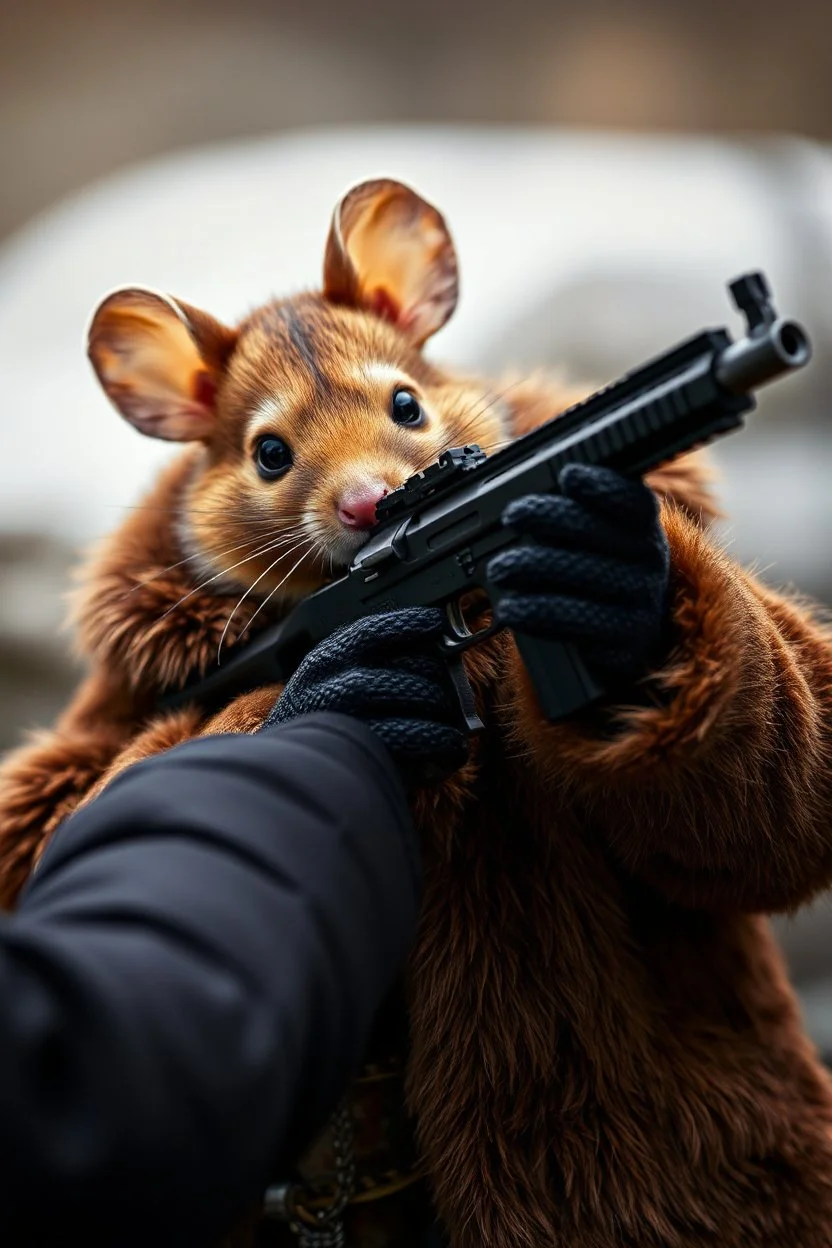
[262,608,469,788]
[487,464,671,690]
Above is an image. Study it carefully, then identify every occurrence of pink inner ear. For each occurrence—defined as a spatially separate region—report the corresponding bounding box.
[367,287,401,325]
[193,370,216,410]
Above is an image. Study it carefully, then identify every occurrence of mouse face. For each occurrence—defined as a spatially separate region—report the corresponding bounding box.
[188,296,507,597]
[87,179,509,613]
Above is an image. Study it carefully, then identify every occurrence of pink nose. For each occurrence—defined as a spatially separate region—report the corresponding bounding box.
[337,483,389,531]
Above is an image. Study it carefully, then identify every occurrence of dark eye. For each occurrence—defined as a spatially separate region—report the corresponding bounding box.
[390,388,425,427]
[255,435,293,479]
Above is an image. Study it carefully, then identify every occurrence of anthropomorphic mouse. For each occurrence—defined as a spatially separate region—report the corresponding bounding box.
[1,178,832,1248]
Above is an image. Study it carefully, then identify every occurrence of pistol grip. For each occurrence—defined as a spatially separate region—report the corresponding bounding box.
[513,633,604,722]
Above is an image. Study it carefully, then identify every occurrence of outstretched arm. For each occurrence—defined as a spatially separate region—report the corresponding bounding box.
[494,466,832,913]
[0,715,418,1248]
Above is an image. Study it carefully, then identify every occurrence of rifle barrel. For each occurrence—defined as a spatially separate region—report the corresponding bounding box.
[716,319,811,394]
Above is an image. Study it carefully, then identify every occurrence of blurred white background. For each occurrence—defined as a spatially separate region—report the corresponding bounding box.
[1,0,831,1055]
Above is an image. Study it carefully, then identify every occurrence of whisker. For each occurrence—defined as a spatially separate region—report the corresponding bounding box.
[155,532,303,623]
[239,544,316,646]
[121,527,288,599]
[476,406,573,461]
[216,535,314,664]
[106,503,310,523]
[446,379,526,448]
[405,380,527,480]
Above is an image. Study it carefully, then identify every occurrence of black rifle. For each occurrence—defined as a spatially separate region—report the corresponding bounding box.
[161,272,811,728]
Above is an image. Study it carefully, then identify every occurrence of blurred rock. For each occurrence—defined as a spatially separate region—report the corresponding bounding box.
[0,533,82,749]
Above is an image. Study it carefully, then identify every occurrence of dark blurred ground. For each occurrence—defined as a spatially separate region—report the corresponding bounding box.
[2,0,832,244]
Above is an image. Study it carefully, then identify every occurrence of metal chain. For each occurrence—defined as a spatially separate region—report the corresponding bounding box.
[294,1222,345,1248]
[263,1103,356,1247]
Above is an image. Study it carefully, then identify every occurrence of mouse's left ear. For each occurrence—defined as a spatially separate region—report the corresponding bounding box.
[323,179,459,346]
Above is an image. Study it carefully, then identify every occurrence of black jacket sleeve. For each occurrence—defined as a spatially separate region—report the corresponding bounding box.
[0,713,419,1247]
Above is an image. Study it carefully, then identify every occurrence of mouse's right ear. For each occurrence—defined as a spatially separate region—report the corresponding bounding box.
[87,288,238,442]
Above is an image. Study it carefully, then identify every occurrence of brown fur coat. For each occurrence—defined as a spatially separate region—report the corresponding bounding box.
[1,174,832,1246]
[1,445,832,1247]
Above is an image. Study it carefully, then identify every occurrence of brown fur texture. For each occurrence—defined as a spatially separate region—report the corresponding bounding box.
[405,499,832,1247]
[2,179,832,1246]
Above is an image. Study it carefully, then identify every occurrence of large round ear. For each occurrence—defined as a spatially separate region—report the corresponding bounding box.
[323,179,459,346]
[87,288,238,442]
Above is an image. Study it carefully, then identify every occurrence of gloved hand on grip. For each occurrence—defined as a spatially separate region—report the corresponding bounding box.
[262,607,469,788]
[487,464,671,691]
